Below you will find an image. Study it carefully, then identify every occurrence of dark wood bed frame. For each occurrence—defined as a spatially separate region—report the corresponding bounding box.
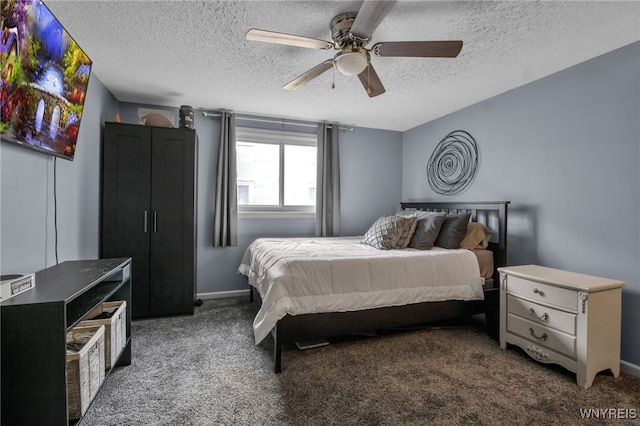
[249,201,510,373]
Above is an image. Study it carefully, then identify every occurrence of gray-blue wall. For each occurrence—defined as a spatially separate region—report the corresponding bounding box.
[403,41,640,367]
[1,74,118,273]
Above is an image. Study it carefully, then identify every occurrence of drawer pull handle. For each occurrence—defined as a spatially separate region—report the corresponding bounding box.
[526,345,549,361]
[529,308,549,322]
[529,328,548,341]
[533,288,545,296]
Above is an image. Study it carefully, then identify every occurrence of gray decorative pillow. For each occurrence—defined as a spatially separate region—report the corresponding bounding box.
[434,212,472,249]
[407,212,446,250]
[362,215,413,250]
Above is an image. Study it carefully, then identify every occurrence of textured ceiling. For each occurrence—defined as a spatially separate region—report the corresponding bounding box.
[46,1,640,132]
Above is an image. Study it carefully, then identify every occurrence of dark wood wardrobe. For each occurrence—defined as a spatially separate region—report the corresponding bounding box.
[102,122,197,318]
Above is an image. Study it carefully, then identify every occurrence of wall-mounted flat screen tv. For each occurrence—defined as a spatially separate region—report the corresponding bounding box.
[1,0,92,161]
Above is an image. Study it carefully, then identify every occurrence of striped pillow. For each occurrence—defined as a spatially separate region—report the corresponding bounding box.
[394,214,418,248]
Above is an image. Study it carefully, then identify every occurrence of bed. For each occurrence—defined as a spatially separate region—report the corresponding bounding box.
[239,201,509,372]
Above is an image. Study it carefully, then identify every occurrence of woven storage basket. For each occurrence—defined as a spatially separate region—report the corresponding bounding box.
[66,325,105,420]
[80,301,127,368]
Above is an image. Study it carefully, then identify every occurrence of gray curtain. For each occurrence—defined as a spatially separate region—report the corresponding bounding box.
[316,123,340,237]
[213,112,238,247]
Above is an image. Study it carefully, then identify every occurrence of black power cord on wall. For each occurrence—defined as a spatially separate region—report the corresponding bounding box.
[53,157,59,265]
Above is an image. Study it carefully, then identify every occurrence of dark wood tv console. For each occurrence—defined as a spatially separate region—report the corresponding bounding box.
[1,258,132,425]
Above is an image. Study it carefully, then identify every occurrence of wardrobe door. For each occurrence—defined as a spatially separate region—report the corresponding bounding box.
[102,123,152,318]
[149,128,196,315]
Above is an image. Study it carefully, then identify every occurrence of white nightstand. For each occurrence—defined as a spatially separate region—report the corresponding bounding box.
[498,264,624,389]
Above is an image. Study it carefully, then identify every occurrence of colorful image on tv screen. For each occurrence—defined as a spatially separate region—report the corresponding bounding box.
[1,0,92,160]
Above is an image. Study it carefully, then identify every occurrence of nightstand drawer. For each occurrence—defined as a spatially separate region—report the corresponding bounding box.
[507,313,576,358]
[505,333,577,372]
[507,295,576,335]
[506,275,577,311]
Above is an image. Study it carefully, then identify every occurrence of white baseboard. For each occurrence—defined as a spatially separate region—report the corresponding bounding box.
[620,360,640,378]
[197,289,250,300]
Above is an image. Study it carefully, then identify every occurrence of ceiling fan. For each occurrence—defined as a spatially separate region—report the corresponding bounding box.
[245,0,463,97]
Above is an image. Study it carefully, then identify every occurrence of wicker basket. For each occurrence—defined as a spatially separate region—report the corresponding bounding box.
[66,325,105,420]
[80,301,127,368]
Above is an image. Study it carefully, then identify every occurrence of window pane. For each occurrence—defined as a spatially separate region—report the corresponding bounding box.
[237,184,250,204]
[236,142,279,205]
[284,145,317,206]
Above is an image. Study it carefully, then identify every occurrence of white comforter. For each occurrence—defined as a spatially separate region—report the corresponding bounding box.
[238,237,484,344]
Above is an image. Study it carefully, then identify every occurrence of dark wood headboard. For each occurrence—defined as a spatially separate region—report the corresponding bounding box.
[400,201,510,285]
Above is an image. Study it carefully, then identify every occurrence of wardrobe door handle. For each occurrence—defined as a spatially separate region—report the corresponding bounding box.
[153,211,158,232]
[144,211,148,233]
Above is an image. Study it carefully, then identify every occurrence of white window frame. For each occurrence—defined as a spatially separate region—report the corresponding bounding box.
[236,127,317,218]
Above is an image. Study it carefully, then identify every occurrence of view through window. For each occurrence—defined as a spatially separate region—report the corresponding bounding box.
[236,127,317,214]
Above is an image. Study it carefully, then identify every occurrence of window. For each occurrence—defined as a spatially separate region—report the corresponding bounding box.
[236,127,317,215]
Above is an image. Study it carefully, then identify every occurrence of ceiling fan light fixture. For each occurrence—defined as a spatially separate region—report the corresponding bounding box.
[334,51,368,76]
[245,2,463,98]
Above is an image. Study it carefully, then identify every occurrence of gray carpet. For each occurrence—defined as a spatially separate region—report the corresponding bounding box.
[80,298,640,426]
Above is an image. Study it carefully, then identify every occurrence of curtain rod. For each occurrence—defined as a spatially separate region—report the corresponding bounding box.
[202,111,354,132]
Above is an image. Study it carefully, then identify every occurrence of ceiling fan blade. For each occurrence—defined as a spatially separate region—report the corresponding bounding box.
[372,41,463,58]
[350,0,398,41]
[283,59,335,91]
[357,64,386,97]
[246,29,334,50]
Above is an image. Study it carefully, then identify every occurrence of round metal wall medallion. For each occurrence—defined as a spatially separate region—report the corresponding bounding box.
[426,130,478,195]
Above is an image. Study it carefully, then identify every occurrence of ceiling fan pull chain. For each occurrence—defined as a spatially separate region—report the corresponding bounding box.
[332,65,335,89]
